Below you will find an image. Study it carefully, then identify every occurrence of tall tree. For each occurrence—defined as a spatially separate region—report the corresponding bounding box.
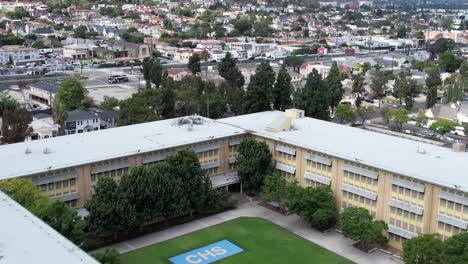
[142,57,153,88]
[388,109,410,132]
[117,93,159,126]
[85,177,138,238]
[272,66,293,111]
[0,178,49,212]
[201,49,210,77]
[218,52,244,87]
[160,76,176,119]
[54,78,88,124]
[236,137,272,193]
[1,107,32,143]
[188,54,201,74]
[165,149,211,214]
[425,67,442,109]
[445,73,464,103]
[341,207,388,250]
[442,232,468,264]
[393,72,420,110]
[0,92,16,116]
[403,234,443,264]
[243,61,275,113]
[326,61,343,114]
[302,69,330,120]
[150,59,164,88]
[351,74,365,94]
[369,68,388,107]
[219,81,244,115]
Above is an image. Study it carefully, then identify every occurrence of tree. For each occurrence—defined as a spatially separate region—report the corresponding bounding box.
[0,179,85,245]
[1,107,32,143]
[160,77,176,119]
[416,110,429,128]
[85,177,138,238]
[220,81,244,115]
[396,26,407,38]
[335,104,354,124]
[201,50,210,77]
[369,68,388,107]
[352,74,365,94]
[438,52,463,73]
[261,172,289,212]
[243,62,275,113]
[100,96,119,110]
[429,119,458,135]
[92,249,121,264]
[425,67,442,109]
[200,92,227,119]
[301,69,330,120]
[0,92,17,116]
[188,54,201,74]
[284,56,305,72]
[442,232,468,264]
[341,207,388,250]
[218,53,244,87]
[272,66,293,111]
[236,137,272,193]
[54,78,88,124]
[142,57,153,88]
[165,149,211,215]
[117,94,159,126]
[428,38,454,57]
[393,72,420,110]
[441,18,453,31]
[234,17,252,35]
[388,109,410,131]
[150,59,164,88]
[445,73,464,103]
[35,201,86,245]
[327,62,344,114]
[0,178,49,213]
[403,234,443,264]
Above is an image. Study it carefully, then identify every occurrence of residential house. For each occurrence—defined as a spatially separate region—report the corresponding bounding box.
[167,68,192,81]
[112,40,150,60]
[26,113,59,141]
[28,80,60,107]
[64,110,100,135]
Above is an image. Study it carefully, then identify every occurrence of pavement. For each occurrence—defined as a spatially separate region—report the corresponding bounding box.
[104,202,403,264]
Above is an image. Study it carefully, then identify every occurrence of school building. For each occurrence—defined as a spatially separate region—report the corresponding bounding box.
[1,109,468,251]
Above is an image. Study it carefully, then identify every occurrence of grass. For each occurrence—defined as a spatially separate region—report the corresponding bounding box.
[120,217,354,264]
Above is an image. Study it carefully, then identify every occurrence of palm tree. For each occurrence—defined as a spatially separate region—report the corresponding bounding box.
[201,49,210,78]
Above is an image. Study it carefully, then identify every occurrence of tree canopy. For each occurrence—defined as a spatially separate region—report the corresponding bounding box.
[403,234,443,264]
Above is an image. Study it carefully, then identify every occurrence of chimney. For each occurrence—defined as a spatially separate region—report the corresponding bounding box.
[285,108,305,119]
[452,143,466,152]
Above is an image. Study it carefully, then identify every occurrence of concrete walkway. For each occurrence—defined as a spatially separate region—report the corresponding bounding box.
[106,202,403,264]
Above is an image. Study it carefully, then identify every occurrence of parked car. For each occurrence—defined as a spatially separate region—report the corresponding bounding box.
[108,75,129,84]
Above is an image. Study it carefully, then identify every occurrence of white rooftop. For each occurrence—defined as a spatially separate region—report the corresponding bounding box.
[0,116,245,180]
[220,111,468,193]
[0,191,99,264]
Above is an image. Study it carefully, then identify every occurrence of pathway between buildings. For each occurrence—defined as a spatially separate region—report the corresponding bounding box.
[106,202,403,264]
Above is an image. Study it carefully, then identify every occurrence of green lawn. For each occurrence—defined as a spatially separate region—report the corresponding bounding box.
[120,217,354,264]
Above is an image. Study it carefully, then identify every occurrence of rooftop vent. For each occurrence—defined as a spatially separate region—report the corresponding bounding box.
[43,148,52,154]
[177,116,205,129]
[416,146,426,154]
[25,147,31,154]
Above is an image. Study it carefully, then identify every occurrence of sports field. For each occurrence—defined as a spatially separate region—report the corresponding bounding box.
[120,217,354,264]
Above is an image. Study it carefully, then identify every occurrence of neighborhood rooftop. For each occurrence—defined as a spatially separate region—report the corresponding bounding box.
[0,190,100,264]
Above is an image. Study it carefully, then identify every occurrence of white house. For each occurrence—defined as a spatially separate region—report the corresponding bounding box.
[26,114,60,141]
[64,110,100,135]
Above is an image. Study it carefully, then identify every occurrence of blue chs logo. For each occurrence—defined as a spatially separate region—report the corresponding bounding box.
[169,240,243,264]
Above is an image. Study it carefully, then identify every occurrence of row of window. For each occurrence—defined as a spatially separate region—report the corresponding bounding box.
[279,170,295,180]
[91,167,128,184]
[439,199,468,215]
[305,178,328,188]
[306,160,332,173]
[276,151,296,162]
[343,170,378,191]
[437,222,465,240]
[196,149,219,161]
[38,178,76,197]
[392,185,425,204]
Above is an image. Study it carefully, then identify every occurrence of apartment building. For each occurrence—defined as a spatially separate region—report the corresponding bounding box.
[1,110,468,251]
[0,45,40,65]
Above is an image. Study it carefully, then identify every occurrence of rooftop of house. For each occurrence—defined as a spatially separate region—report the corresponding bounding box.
[0,190,100,264]
[30,80,61,94]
